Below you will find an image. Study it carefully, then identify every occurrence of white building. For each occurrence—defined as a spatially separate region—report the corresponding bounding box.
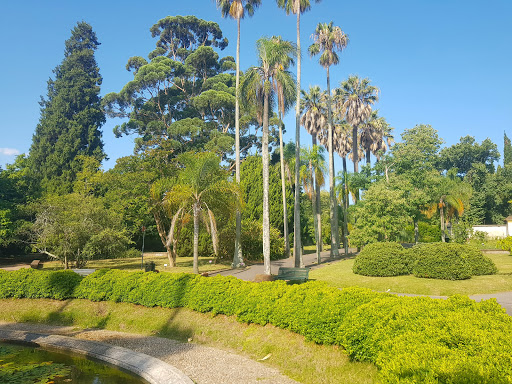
[472,216,512,239]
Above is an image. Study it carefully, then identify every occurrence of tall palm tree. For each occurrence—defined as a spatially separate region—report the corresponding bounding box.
[309,21,348,258]
[243,37,296,274]
[270,36,297,260]
[300,145,326,263]
[424,172,472,243]
[332,121,351,255]
[359,110,394,165]
[216,0,261,268]
[337,75,379,174]
[165,152,241,274]
[277,0,321,268]
[300,85,327,254]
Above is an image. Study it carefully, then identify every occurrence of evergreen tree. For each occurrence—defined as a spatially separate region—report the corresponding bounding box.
[504,132,512,166]
[29,22,105,194]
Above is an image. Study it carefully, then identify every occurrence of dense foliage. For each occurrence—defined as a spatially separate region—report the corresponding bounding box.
[28,22,105,195]
[412,243,497,280]
[352,242,413,277]
[1,268,511,383]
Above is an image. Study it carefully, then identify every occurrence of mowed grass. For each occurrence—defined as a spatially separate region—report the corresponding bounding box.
[0,298,377,384]
[41,252,231,274]
[310,252,512,296]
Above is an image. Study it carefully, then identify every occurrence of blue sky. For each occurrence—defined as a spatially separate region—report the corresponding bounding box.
[1,0,511,171]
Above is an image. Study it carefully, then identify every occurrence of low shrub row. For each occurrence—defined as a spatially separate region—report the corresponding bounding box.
[353,242,497,280]
[1,268,511,383]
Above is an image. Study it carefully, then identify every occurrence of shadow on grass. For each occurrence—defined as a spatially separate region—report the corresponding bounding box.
[19,300,75,326]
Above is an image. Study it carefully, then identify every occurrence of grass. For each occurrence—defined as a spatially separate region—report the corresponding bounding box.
[0,298,377,384]
[311,252,512,296]
[40,252,231,274]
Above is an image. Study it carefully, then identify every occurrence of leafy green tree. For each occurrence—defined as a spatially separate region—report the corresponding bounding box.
[103,16,237,160]
[349,181,409,247]
[0,156,36,255]
[391,124,443,176]
[382,124,444,242]
[438,136,499,176]
[164,152,241,274]
[149,15,229,61]
[277,0,321,266]
[32,193,131,268]
[309,21,348,257]
[216,0,261,268]
[466,163,512,224]
[29,22,105,194]
[243,36,296,273]
[504,132,512,166]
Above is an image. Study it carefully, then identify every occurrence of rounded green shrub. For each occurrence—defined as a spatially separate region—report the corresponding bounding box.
[412,243,496,280]
[353,242,413,277]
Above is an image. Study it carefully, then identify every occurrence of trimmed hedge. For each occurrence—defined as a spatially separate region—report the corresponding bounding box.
[353,242,413,277]
[0,269,82,300]
[1,268,511,383]
[413,243,497,280]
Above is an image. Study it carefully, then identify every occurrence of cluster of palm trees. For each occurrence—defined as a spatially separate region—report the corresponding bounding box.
[215,0,393,275]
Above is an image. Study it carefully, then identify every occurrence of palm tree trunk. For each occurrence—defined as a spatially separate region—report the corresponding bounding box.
[440,200,446,243]
[343,156,349,255]
[262,89,271,275]
[154,210,176,267]
[352,124,359,173]
[193,202,200,274]
[233,17,243,267]
[414,219,419,244]
[310,159,320,264]
[326,66,340,258]
[366,148,371,165]
[279,113,290,258]
[312,134,322,254]
[293,4,303,268]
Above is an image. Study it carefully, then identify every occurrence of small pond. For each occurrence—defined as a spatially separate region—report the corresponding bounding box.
[0,342,146,383]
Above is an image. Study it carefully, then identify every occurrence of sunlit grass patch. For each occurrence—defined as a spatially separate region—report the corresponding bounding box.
[42,252,231,274]
[310,252,512,296]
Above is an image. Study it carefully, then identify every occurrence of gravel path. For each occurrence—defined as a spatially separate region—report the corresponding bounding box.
[0,322,299,384]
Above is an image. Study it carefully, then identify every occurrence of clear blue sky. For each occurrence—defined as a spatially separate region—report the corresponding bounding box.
[1,0,511,172]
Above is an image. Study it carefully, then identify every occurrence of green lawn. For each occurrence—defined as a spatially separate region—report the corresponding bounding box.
[310,252,512,296]
[42,252,231,274]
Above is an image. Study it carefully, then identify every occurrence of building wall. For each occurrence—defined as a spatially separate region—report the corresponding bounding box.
[472,225,507,239]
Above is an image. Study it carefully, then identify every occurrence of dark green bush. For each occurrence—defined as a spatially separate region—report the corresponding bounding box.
[412,243,497,280]
[0,269,82,300]
[464,246,498,275]
[353,242,413,277]
[2,268,511,383]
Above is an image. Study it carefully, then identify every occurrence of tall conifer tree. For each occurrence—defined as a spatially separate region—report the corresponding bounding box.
[504,132,512,166]
[29,22,105,194]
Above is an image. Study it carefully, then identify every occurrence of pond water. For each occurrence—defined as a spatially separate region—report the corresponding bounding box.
[0,342,146,383]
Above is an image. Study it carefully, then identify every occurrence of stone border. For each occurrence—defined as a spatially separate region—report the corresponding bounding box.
[0,329,194,384]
